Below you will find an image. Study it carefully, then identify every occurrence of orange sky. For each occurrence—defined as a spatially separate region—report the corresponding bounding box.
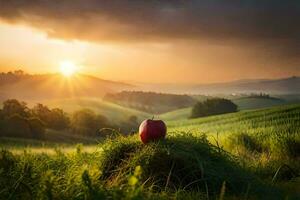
[0,0,300,84]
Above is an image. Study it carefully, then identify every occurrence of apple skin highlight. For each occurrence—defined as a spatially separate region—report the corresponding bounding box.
[139,119,167,144]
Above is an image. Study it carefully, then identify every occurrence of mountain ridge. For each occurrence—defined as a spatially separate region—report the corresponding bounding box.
[0,70,299,101]
[136,76,300,94]
[0,71,134,101]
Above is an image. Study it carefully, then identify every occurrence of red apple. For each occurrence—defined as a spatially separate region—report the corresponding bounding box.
[139,119,167,144]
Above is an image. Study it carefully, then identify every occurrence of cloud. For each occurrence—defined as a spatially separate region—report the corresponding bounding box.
[0,0,300,58]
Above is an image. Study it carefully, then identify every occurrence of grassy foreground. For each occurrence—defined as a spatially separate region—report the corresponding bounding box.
[1,104,300,199]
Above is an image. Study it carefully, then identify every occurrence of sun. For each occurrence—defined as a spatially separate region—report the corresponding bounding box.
[59,61,78,77]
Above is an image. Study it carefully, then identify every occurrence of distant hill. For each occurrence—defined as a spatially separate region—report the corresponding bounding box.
[0,71,133,101]
[104,91,197,114]
[137,76,300,94]
[192,76,300,94]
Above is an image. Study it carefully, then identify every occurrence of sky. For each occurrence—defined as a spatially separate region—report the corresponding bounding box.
[0,0,299,84]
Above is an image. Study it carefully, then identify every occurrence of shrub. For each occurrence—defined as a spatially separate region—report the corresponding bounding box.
[191,98,237,118]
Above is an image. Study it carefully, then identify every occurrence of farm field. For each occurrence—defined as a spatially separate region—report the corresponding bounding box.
[1,104,299,199]
[232,96,286,110]
[167,103,300,137]
[160,96,300,121]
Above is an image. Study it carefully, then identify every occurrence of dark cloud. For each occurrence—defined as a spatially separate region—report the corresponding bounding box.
[0,0,300,57]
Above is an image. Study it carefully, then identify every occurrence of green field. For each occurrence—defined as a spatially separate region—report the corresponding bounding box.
[0,129,98,154]
[1,104,299,199]
[167,103,300,136]
[44,98,151,122]
[8,95,299,124]
[159,107,192,121]
[1,98,151,123]
[232,97,286,110]
[160,96,299,121]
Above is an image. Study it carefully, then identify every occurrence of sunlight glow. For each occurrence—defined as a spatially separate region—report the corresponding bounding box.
[59,61,77,77]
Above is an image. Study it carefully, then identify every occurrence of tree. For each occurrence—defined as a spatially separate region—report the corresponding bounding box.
[2,99,30,118]
[71,109,109,136]
[0,109,4,120]
[5,114,32,138]
[49,108,70,130]
[28,117,45,139]
[0,114,45,139]
[191,98,238,118]
[32,104,70,130]
[31,103,52,124]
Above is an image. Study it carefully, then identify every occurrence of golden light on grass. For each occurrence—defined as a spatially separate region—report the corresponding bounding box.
[59,61,78,77]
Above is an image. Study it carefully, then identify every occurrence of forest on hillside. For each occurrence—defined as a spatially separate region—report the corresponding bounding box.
[0,99,139,140]
[104,91,197,114]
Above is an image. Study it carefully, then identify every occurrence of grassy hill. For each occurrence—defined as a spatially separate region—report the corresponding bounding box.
[159,107,191,121]
[104,91,196,114]
[167,103,300,138]
[1,104,299,199]
[232,96,286,110]
[0,71,133,101]
[160,96,299,121]
[43,98,151,123]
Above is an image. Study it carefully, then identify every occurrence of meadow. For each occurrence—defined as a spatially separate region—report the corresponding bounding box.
[43,98,151,122]
[160,95,300,121]
[0,104,299,199]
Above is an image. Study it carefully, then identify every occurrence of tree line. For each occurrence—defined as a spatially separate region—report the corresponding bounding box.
[0,99,139,139]
[191,98,238,118]
[104,91,196,114]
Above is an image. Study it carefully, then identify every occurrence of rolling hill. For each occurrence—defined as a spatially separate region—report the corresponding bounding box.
[159,107,192,121]
[43,98,151,123]
[232,96,286,110]
[137,76,300,94]
[104,91,197,114]
[1,103,299,199]
[0,71,133,101]
[160,96,300,121]
[167,103,300,136]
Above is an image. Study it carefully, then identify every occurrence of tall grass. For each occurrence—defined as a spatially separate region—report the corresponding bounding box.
[167,104,300,158]
[0,135,286,199]
[1,104,300,199]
